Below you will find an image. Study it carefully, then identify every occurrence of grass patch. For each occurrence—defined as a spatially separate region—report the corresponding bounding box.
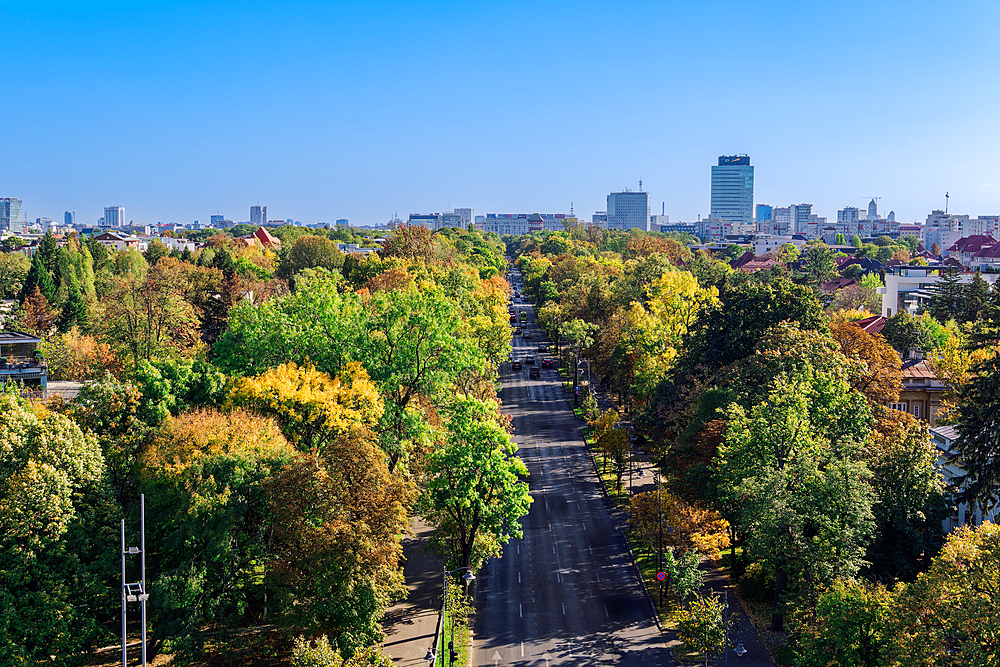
[438,584,472,667]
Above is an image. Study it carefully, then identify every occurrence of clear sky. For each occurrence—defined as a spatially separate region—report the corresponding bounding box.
[3,0,1000,226]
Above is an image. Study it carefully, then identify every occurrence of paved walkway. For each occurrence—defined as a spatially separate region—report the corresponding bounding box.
[383,519,444,667]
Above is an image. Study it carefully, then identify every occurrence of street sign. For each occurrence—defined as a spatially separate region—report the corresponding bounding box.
[656,572,666,581]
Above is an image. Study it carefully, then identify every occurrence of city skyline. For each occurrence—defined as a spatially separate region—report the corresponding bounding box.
[2,1,1000,225]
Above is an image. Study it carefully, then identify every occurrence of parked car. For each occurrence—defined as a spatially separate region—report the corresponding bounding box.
[512,360,522,370]
[525,355,535,364]
[529,366,540,379]
[542,358,553,368]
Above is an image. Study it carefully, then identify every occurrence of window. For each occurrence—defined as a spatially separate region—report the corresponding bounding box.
[889,402,906,412]
[913,404,920,419]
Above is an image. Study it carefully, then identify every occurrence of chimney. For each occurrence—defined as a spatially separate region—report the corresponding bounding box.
[908,348,924,361]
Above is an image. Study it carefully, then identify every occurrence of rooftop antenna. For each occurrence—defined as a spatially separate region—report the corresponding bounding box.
[639,179,643,192]
[570,202,574,217]
[945,192,950,213]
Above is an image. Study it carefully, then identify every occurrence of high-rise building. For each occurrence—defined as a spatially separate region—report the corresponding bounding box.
[710,155,754,224]
[607,189,649,231]
[210,214,225,227]
[250,205,267,226]
[64,211,75,226]
[336,219,349,226]
[1,198,23,233]
[104,206,125,228]
[790,204,812,235]
[453,208,473,228]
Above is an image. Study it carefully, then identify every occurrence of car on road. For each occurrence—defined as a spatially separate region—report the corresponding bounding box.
[529,366,540,379]
[542,358,553,368]
[525,355,535,364]
[509,315,517,323]
[538,344,548,352]
[514,327,522,335]
[512,360,522,370]
[523,330,532,338]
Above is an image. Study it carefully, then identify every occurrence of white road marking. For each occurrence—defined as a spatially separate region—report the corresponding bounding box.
[604,604,609,618]
[518,572,521,584]
[561,603,566,615]
[517,544,520,555]
[521,642,524,657]
[582,522,587,531]
[519,603,522,618]
[596,572,601,582]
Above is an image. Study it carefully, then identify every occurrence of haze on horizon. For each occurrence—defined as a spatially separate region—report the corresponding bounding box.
[3,0,999,227]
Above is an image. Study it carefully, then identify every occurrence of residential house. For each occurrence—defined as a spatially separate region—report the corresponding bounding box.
[930,425,1000,532]
[887,349,950,425]
[237,227,283,251]
[94,232,147,252]
[945,235,998,267]
[0,331,47,391]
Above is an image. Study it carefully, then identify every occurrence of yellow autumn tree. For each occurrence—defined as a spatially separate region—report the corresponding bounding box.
[229,361,383,452]
[623,268,719,400]
[628,490,731,559]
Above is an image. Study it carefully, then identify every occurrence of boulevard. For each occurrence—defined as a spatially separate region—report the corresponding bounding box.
[473,296,672,666]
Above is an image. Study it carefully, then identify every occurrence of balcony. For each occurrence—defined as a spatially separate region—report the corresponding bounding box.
[0,332,48,389]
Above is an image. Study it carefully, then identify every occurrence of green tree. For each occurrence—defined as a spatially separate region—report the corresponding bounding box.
[716,367,875,631]
[144,239,171,265]
[962,270,990,324]
[0,252,29,299]
[57,283,89,332]
[425,397,532,572]
[969,279,1000,348]
[36,231,59,277]
[926,269,965,323]
[802,242,839,284]
[836,233,846,245]
[881,312,946,352]
[690,276,825,370]
[676,592,734,666]
[20,253,57,303]
[0,393,118,666]
[789,578,895,667]
[900,235,920,254]
[851,234,863,249]
[278,234,346,279]
[950,354,1000,508]
[891,522,1000,665]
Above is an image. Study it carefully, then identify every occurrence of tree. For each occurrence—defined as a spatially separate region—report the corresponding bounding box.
[0,393,118,666]
[623,268,719,400]
[881,312,946,353]
[230,361,383,452]
[424,397,532,572]
[42,326,122,381]
[716,367,875,631]
[969,279,1000,348]
[789,579,895,667]
[926,269,965,324]
[57,283,89,332]
[17,286,57,335]
[20,253,57,303]
[676,592,734,666]
[144,239,171,265]
[0,252,29,299]
[950,354,1000,508]
[141,408,296,661]
[891,522,1000,665]
[803,242,839,285]
[691,276,825,371]
[380,224,435,263]
[628,490,730,559]
[962,271,990,324]
[931,242,941,256]
[864,412,947,582]
[830,322,903,405]
[851,235,863,249]
[836,233,847,245]
[266,428,413,656]
[96,260,200,369]
[278,234,346,279]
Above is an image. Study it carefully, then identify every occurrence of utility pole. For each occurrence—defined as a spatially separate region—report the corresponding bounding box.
[657,471,663,609]
[121,495,149,667]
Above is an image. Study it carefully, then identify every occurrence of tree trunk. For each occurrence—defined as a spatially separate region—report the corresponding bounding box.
[771,561,787,632]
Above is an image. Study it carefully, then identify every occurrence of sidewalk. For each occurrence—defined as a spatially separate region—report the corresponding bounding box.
[588,372,776,667]
[383,519,443,667]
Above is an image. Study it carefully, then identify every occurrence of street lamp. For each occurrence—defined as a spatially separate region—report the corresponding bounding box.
[441,567,476,667]
[733,642,747,658]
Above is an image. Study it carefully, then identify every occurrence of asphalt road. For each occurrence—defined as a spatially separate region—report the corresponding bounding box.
[473,295,672,666]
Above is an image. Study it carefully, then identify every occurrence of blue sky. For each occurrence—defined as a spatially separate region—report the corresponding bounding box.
[3,0,1000,226]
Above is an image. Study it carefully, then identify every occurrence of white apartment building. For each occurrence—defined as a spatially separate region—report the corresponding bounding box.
[931,425,1000,533]
[880,265,999,316]
[478,213,574,236]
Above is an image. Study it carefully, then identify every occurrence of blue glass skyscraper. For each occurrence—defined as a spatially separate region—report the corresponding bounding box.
[710,155,754,224]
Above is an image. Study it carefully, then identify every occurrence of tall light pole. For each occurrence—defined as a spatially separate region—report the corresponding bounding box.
[121,495,149,667]
[441,566,476,667]
[657,471,663,609]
